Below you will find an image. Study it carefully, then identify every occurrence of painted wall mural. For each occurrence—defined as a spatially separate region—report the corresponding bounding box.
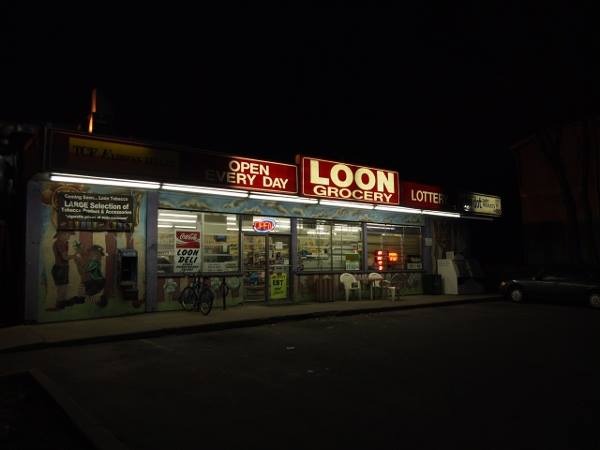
[158,192,424,226]
[37,181,146,322]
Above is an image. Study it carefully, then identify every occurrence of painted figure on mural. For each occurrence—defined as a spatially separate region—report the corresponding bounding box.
[70,243,108,307]
[48,231,75,311]
[85,245,107,306]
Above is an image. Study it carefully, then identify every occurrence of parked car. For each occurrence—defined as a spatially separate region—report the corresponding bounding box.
[499,267,600,309]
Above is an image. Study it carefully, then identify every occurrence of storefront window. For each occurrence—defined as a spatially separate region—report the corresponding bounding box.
[297,220,332,271]
[157,210,239,274]
[202,213,240,273]
[367,224,422,271]
[403,227,423,270]
[332,223,362,271]
[297,220,362,272]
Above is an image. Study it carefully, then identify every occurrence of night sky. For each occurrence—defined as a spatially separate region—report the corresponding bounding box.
[3,5,600,198]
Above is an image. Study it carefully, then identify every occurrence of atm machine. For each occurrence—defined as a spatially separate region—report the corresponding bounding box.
[117,248,139,301]
[437,252,485,294]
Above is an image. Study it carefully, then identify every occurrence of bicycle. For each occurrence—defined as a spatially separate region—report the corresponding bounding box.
[178,275,215,315]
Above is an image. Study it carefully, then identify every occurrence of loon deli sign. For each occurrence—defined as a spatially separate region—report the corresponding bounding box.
[300,156,400,205]
[174,231,201,273]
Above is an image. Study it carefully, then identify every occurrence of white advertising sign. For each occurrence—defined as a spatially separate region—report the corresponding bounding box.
[464,193,502,217]
[174,231,201,273]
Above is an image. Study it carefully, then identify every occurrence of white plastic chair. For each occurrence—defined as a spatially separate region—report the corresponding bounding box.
[368,272,396,301]
[368,272,384,300]
[340,273,361,301]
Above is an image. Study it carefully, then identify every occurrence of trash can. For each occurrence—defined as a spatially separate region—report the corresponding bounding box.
[316,275,334,302]
[423,274,442,295]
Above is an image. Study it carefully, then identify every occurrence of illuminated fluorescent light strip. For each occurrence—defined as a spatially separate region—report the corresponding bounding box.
[50,173,160,189]
[162,183,249,198]
[248,193,318,204]
[374,205,422,214]
[422,210,461,218]
[158,224,173,228]
[319,199,374,210]
[158,218,197,223]
[158,213,198,219]
[174,225,197,229]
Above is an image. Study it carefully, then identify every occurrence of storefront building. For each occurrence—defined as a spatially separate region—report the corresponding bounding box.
[23,129,502,322]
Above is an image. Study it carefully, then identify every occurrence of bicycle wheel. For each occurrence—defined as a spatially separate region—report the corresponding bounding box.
[198,288,214,315]
[179,286,198,311]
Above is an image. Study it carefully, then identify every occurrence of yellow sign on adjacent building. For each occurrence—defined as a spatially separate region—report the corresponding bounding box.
[464,192,502,217]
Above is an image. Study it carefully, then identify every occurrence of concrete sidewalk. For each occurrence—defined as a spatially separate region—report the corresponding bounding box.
[0,293,501,353]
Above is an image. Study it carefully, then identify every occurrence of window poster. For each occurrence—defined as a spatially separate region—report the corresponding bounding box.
[270,273,287,300]
[174,231,201,273]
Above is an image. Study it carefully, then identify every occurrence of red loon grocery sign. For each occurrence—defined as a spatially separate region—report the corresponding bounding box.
[301,157,399,205]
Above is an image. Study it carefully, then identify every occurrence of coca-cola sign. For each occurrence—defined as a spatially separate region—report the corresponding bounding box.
[175,231,200,247]
[175,230,201,272]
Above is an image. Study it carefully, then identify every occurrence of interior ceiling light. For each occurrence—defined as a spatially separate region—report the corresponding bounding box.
[319,199,375,210]
[50,173,160,189]
[158,218,196,223]
[162,183,249,198]
[248,193,318,204]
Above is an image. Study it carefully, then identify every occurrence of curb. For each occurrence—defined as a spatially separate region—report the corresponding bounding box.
[1,296,501,354]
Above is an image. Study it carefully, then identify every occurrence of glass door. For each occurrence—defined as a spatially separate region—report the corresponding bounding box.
[267,235,290,301]
[242,234,267,302]
[242,234,291,302]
